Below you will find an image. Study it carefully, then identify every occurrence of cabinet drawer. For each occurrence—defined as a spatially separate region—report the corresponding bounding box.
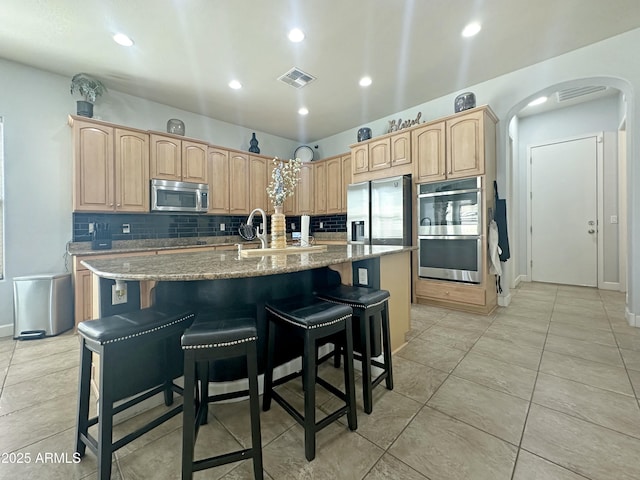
[415,279,485,306]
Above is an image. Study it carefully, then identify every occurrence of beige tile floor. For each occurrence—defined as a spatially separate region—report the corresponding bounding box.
[1,282,640,479]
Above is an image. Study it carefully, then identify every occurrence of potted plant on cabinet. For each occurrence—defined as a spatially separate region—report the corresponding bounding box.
[70,73,107,118]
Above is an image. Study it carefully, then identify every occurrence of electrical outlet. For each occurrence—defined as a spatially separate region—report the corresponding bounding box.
[291,222,295,230]
[220,223,225,231]
[358,268,368,285]
[88,222,94,233]
[112,283,128,305]
[610,215,618,224]
[122,224,130,234]
[320,222,324,229]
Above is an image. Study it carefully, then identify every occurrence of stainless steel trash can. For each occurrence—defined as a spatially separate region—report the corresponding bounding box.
[13,273,73,340]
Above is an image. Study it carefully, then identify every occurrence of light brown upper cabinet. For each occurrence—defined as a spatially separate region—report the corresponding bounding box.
[352,143,368,174]
[326,156,343,214]
[369,138,391,171]
[413,107,497,182]
[412,121,446,182]
[390,131,411,166]
[207,147,230,213]
[341,154,352,213]
[297,163,314,215]
[249,156,269,213]
[150,134,207,183]
[71,116,149,212]
[229,152,250,215]
[314,161,327,215]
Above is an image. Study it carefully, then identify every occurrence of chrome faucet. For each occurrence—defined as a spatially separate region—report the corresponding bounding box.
[247,208,267,249]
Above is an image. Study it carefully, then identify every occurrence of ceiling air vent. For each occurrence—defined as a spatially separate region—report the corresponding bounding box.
[556,86,607,103]
[278,67,316,89]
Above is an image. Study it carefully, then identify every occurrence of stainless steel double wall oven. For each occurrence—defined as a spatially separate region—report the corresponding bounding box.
[417,176,483,283]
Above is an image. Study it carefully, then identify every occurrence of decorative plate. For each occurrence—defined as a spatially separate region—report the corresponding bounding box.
[294,145,314,162]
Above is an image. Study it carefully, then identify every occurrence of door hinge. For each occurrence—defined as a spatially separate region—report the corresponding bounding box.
[530,260,533,268]
[530,226,532,234]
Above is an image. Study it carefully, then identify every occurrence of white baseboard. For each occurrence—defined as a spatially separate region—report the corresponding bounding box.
[0,323,14,339]
[626,307,639,328]
[601,281,621,291]
[498,292,512,307]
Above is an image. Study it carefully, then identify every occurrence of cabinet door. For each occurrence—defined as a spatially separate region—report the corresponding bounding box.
[369,138,391,171]
[390,132,411,166]
[74,269,94,326]
[73,120,114,211]
[249,156,268,212]
[341,154,352,213]
[326,157,342,214]
[352,144,369,174]
[446,110,485,179]
[114,129,149,212]
[297,163,314,214]
[182,141,208,183]
[412,122,446,182]
[229,152,250,214]
[314,161,327,214]
[150,134,181,180]
[208,147,230,213]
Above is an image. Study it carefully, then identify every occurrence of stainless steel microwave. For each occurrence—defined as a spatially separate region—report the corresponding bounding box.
[151,179,209,213]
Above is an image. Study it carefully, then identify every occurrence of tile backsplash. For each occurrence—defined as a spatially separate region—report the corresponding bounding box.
[73,213,347,242]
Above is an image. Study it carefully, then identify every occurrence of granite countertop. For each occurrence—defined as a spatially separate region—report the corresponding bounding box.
[81,244,415,281]
[67,233,348,256]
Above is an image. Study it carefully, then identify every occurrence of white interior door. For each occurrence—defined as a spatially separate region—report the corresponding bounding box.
[530,136,598,286]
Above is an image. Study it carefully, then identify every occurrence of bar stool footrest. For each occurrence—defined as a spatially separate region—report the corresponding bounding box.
[194,448,254,472]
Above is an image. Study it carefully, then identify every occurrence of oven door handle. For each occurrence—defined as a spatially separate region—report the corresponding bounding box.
[418,235,482,240]
[417,188,481,198]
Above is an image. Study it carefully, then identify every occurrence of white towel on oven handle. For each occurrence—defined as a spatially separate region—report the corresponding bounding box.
[489,219,502,276]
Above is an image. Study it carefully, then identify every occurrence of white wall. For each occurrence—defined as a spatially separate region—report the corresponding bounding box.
[318,28,640,323]
[0,59,298,336]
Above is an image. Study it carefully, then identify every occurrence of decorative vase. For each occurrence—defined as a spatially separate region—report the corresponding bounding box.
[270,205,287,249]
[357,127,372,142]
[167,119,185,135]
[454,92,476,113]
[249,132,260,153]
[76,100,93,118]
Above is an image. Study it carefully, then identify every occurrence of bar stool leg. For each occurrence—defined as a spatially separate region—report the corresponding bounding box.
[303,332,317,461]
[198,361,210,425]
[246,341,264,480]
[381,304,394,390]
[75,338,91,457]
[262,319,275,412]
[182,350,196,480]
[360,311,374,414]
[342,318,358,431]
[97,349,114,480]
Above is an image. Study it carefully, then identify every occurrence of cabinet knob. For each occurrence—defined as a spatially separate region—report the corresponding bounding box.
[109,203,114,206]
[117,203,121,207]
[445,291,450,295]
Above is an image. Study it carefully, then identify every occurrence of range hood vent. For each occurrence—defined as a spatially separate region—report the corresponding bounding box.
[277,67,316,89]
[556,85,607,103]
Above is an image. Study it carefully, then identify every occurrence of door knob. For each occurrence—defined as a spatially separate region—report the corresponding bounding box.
[588,229,595,234]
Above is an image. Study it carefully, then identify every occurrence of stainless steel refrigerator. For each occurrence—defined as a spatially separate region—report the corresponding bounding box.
[347,175,412,246]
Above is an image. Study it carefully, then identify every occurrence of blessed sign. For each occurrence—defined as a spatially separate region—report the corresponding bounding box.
[387,112,423,133]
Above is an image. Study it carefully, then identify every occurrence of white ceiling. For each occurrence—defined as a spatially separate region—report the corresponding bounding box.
[2,0,639,142]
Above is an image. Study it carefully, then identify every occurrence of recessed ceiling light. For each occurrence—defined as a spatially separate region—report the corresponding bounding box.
[113,33,134,47]
[298,107,309,116]
[462,22,481,37]
[288,28,305,43]
[228,80,242,90]
[528,96,548,107]
[359,76,372,87]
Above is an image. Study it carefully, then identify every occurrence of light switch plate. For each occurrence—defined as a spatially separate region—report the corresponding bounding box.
[220,223,225,231]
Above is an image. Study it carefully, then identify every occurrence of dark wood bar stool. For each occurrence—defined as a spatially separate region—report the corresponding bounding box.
[316,285,393,414]
[262,296,357,461]
[75,306,195,480]
[181,311,263,480]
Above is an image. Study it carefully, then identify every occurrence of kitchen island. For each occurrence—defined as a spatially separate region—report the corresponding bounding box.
[81,244,414,382]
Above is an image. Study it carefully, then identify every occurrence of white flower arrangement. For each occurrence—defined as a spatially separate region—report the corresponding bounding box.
[267,157,302,206]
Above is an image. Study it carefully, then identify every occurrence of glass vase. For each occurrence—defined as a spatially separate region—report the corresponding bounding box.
[270,205,287,249]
